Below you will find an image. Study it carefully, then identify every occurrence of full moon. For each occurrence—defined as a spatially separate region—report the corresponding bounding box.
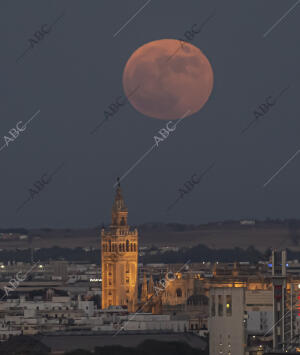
[122,39,214,121]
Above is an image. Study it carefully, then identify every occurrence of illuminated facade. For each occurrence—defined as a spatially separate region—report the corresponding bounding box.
[101,183,138,312]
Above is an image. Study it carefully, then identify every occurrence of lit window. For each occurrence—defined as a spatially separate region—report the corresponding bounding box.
[226,295,232,316]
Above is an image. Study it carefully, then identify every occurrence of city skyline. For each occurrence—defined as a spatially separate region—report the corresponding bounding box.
[2,1,300,353]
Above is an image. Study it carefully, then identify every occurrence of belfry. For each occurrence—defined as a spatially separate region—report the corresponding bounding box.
[101,180,138,312]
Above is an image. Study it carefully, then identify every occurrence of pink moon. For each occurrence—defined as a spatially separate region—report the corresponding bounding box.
[122,39,214,121]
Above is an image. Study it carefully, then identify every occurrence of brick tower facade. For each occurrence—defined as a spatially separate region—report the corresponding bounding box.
[101,182,138,312]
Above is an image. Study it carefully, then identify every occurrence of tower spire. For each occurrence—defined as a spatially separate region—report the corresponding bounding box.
[111,179,128,227]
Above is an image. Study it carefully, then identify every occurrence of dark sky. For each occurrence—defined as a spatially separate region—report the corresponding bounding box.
[1,0,300,228]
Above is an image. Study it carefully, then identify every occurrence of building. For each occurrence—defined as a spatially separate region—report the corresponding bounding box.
[101,182,138,312]
[209,287,246,355]
[207,251,300,354]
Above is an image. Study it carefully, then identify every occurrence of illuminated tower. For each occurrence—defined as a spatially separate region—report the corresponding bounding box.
[101,180,138,312]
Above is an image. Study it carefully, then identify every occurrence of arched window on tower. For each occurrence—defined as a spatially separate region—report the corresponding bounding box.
[176,288,182,297]
[134,244,136,252]
[119,243,122,252]
[130,243,133,252]
[109,240,111,252]
[126,240,129,252]
[122,243,125,252]
[121,217,126,225]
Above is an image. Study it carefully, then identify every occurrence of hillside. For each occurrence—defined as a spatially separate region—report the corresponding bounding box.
[0,220,299,252]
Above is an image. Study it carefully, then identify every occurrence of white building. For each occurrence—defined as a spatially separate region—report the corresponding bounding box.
[245,290,273,335]
[209,287,276,355]
[209,287,246,355]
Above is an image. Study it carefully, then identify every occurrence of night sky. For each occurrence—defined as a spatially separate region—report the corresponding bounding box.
[1,0,300,228]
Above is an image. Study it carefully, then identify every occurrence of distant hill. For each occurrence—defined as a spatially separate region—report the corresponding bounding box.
[0,219,299,252]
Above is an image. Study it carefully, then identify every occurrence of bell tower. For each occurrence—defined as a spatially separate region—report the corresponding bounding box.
[101,180,138,312]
